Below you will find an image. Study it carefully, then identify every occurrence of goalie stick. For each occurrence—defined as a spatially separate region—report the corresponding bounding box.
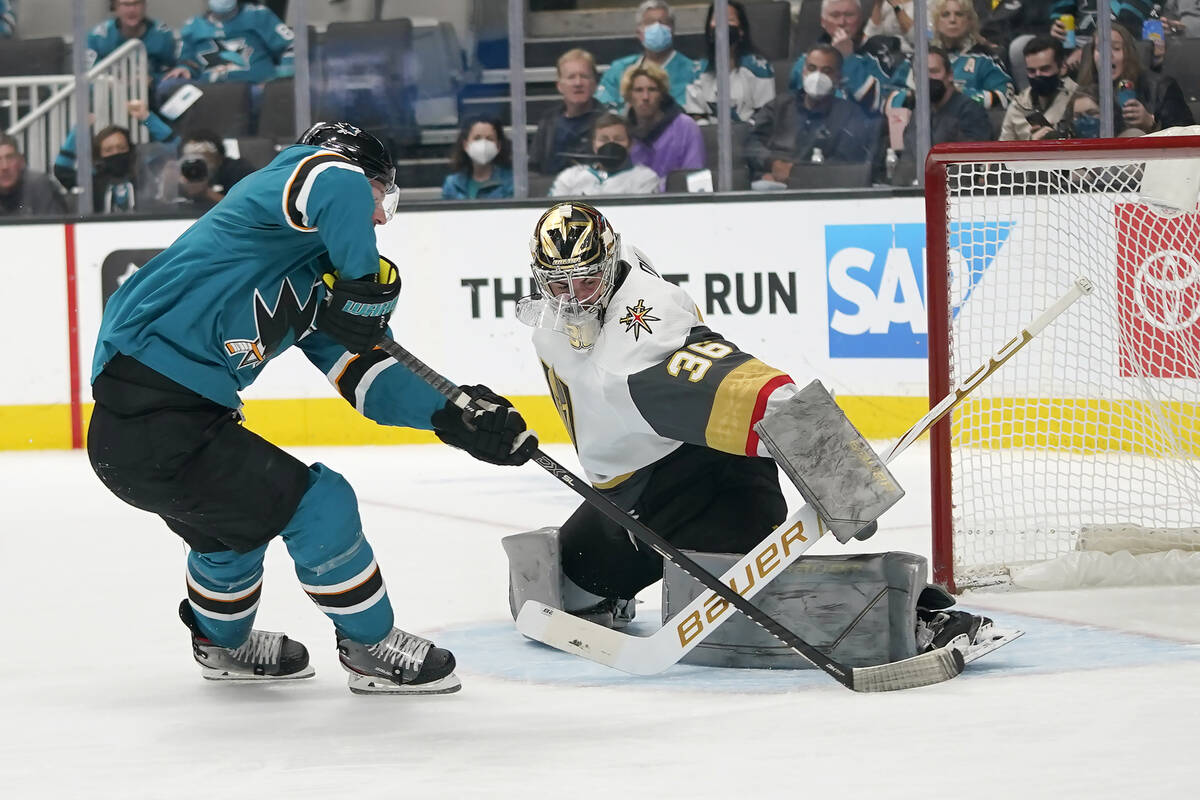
[379,277,1091,690]
[511,277,1094,676]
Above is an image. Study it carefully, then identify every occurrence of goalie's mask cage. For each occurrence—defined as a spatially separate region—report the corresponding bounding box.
[926,137,1200,593]
[519,202,621,350]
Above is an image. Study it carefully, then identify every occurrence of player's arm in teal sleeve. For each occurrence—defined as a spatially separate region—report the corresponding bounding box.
[301,165,381,280]
[298,330,446,430]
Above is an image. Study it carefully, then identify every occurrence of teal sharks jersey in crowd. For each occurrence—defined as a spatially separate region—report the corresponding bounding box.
[92,145,445,430]
[178,3,294,84]
[86,16,179,77]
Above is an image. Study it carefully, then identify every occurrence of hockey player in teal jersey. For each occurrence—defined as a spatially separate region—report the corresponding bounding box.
[87,122,537,695]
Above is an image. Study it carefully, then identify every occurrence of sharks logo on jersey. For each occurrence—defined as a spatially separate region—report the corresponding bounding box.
[197,37,253,76]
[224,277,322,368]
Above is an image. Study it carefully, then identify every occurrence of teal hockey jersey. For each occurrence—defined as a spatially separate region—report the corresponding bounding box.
[178,3,294,84]
[92,145,445,430]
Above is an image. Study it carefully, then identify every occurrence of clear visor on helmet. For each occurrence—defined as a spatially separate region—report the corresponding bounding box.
[370,179,400,222]
[516,293,604,351]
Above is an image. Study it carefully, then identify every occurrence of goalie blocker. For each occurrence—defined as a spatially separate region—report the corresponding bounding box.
[503,528,962,669]
[755,379,904,543]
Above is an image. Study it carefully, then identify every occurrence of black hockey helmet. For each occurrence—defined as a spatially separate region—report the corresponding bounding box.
[298,122,396,190]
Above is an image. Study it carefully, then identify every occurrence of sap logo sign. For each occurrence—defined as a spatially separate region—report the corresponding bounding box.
[826,224,927,358]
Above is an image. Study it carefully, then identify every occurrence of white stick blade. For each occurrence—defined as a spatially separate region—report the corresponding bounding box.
[515,601,670,675]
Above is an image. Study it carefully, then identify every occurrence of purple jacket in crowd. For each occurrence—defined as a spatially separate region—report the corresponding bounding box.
[629,100,705,189]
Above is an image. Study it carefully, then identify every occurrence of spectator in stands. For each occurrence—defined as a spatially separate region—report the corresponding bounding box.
[174,130,254,211]
[1062,85,1104,136]
[159,1,294,104]
[1051,1,1157,53]
[1163,0,1200,37]
[531,49,604,175]
[0,0,15,39]
[0,134,69,217]
[595,1,701,111]
[977,1,1053,91]
[1000,36,1078,140]
[623,62,705,190]
[442,117,514,201]
[789,0,891,113]
[865,0,916,53]
[888,0,1015,111]
[684,0,776,124]
[54,100,180,213]
[87,1,178,83]
[549,113,661,197]
[1077,22,1194,133]
[748,45,878,186]
[899,48,992,154]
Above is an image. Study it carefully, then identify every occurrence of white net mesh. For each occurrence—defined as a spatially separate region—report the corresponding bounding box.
[939,152,1200,589]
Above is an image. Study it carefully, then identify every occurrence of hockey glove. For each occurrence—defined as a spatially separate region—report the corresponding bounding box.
[431,384,539,466]
[317,256,401,354]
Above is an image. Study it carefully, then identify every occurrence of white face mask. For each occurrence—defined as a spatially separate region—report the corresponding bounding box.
[802,70,835,99]
[466,138,499,166]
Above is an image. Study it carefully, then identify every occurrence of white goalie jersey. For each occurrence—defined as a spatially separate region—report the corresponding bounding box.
[532,244,799,491]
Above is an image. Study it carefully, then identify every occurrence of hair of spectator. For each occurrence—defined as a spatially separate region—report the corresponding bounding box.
[184,130,226,158]
[0,132,20,155]
[1069,84,1101,107]
[92,126,133,160]
[620,60,671,104]
[591,112,631,140]
[928,46,953,76]
[1023,34,1064,67]
[703,0,758,71]
[805,43,844,73]
[1077,22,1141,86]
[930,0,983,49]
[557,48,599,80]
[820,0,861,18]
[635,0,674,28]
[449,115,512,174]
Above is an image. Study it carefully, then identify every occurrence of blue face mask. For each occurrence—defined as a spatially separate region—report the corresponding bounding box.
[1073,114,1101,138]
[208,0,238,15]
[642,22,673,52]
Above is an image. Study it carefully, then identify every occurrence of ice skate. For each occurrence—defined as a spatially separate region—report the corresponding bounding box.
[179,600,315,681]
[337,627,461,695]
[916,608,994,653]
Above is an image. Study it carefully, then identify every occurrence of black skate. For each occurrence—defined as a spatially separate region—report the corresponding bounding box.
[179,600,315,681]
[337,627,461,695]
[916,608,994,653]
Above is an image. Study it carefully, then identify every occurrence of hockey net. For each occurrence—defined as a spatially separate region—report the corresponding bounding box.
[926,136,1200,592]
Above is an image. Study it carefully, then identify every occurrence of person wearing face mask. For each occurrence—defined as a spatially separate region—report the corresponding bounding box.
[1062,86,1105,137]
[1000,36,1078,140]
[746,45,878,186]
[531,49,604,175]
[158,1,294,105]
[595,0,701,111]
[441,117,514,200]
[789,0,893,113]
[549,113,661,197]
[53,99,180,211]
[175,130,255,211]
[683,1,776,124]
[896,48,991,162]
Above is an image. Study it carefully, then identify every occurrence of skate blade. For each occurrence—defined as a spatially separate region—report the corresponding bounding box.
[200,664,316,681]
[961,629,1024,665]
[346,672,462,696]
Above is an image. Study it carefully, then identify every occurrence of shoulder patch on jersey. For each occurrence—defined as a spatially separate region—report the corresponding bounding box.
[282,150,360,231]
[618,299,661,341]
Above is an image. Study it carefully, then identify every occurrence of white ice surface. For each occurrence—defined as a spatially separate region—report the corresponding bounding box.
[2,442,1198,800]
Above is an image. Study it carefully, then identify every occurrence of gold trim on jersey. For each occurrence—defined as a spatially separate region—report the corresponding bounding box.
[704,358,788,454]
[592,470,636,489]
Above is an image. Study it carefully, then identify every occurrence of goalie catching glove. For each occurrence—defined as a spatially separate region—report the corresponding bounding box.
[318,256,401,354]
[432,385,538,466]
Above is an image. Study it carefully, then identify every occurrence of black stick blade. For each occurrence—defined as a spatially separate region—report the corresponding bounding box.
[849,646,965,693]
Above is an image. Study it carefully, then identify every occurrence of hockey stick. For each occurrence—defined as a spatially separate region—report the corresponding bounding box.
[510,276,1095,677]
[376,337,961,691]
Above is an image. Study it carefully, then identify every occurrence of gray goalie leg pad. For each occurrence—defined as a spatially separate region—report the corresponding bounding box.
[754,379,904,543]
[662,551,928,669]
[502,528,635,629]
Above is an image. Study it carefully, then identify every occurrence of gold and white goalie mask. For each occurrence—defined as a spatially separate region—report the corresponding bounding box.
[517,202,620,350]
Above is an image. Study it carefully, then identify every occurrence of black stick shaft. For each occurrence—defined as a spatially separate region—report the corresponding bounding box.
[377,337,857,688]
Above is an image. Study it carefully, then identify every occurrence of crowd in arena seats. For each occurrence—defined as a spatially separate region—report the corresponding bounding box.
[0,133,67,216]
[442,116,514,200]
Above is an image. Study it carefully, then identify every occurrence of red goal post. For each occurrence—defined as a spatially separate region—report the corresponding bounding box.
[925,137,1200,593]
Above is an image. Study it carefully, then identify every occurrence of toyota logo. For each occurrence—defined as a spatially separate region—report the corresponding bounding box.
[1132,249,1200,333]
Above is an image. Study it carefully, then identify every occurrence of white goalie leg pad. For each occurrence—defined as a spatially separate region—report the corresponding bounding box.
[501,528,635,630]
[661,551,927,669]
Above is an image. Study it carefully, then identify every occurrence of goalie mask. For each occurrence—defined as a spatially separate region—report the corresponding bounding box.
[517,202,620,350]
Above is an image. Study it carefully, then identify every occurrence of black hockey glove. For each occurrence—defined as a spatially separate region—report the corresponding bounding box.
[317,257,401,354]
[431,384,539,466]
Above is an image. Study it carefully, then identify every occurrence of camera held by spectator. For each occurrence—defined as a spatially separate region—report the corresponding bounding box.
[175,131,254,210]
